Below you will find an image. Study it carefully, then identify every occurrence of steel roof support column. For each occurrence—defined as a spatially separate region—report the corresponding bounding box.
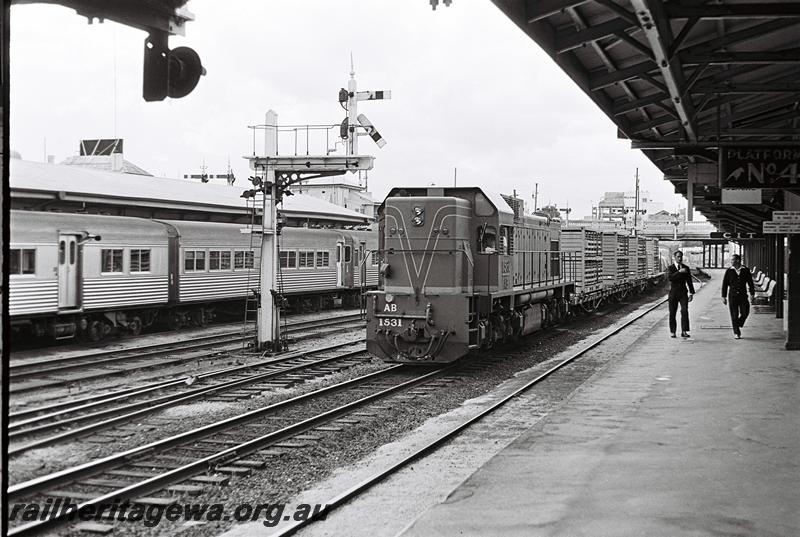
[631,0,697,142]
[786,235,800,349]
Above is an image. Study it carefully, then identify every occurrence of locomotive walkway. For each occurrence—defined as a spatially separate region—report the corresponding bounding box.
[402,269,799,537]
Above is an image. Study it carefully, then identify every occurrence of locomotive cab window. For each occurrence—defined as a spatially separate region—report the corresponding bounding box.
[344,245,352,263]
[101,249,124,273]
[474,192,495,217]
[130,249,151,273]
[479,225,497,253]
[10,248,36,275]
[500,226,513,255]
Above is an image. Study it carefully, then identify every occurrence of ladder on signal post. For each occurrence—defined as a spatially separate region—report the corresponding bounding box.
[241,199,263,351]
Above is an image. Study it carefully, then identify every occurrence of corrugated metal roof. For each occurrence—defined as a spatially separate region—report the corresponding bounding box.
[10,159,371,222]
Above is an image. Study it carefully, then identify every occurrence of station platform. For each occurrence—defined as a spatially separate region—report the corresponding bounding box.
[402,270,799,537]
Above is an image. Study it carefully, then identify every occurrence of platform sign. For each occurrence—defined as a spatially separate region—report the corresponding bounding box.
[763,221,800,234]
[721,188,761,204]
[772,211,800,222]
[710,231,763,240]
[720,146,800,188]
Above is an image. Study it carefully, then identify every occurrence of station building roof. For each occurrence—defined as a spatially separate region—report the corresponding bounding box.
[491,0,800,234]
[9,158,372,225]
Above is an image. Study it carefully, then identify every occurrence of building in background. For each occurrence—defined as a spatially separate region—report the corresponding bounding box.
[294,179,379,219]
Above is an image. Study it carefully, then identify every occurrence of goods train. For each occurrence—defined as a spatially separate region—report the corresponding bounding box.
[9,210,378,341]
[366,187,664,363]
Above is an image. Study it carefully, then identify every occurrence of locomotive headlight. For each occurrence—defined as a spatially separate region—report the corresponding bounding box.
[412,215,424,226]
[385,293,394,303]
[412,206,424,216]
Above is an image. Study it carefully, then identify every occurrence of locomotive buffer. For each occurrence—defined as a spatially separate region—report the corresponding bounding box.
[246,69,389,350]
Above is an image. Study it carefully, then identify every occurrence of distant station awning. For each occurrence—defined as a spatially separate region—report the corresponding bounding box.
[491,0,800,234]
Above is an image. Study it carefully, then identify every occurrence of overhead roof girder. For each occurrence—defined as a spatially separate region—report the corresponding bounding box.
[664,3,800,20]
[526,0,592,23]
[555,17,638,52]
[691,81,800,94]
[680,49,800,65]
[589,18,796,90]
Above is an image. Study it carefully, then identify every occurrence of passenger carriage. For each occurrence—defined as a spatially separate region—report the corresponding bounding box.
[9,210,377,341]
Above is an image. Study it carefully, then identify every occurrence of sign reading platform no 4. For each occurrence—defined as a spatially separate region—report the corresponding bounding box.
[720,146,800,188]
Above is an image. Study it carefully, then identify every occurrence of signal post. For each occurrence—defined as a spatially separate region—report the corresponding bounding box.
[245,70,389,350]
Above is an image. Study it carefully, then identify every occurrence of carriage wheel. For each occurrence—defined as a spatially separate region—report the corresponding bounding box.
[128,316,143,336]
[85,320,104,342]
[168,312,183,331]
[192,309,208,327]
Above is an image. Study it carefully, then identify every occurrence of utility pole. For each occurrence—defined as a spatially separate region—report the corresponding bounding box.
[533,182,539,212]
[634,167,640,236]
[559,202,572,226]
[454,167,457,187]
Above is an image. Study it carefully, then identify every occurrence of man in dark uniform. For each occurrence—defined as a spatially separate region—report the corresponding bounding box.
[667,250,695,338]
[721,254,756,339]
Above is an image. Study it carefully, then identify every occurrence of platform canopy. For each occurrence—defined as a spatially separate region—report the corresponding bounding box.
[492,0,800,234]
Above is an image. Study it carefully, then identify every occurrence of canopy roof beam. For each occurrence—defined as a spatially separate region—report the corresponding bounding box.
[631,0,697,141]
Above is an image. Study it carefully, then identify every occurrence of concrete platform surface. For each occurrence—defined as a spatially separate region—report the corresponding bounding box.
[402,270,799,537]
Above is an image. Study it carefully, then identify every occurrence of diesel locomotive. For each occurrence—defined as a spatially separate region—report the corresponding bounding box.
[366,187,663,364]
[366,187,573,363]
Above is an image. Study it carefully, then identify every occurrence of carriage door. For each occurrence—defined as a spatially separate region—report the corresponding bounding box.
[337,238,354,288]
[58,234,80,309]
[359,242,367,286]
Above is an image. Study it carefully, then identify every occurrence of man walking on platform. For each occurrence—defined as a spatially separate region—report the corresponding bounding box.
[667,250,695,338]
[722,254,756,339]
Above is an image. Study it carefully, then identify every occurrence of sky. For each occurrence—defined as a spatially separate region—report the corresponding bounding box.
[9,0,688,219]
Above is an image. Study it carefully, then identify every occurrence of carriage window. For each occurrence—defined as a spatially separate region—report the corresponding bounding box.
[131,249,151,272]
[316,251,330,268]
[298,251,315,268]
[101,249,124,273]
[184,250,206,272]
[209,250,231,271]
[59,241,66,264]
[344,246,352,263]
[371,251,379,266]
[10,249,36,275]
[280,250,297,269]
[234,251,254,269]
[70,241,76,264]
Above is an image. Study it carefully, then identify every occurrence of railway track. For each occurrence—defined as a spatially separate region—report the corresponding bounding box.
[7,362,454,536]
[7,339,369,456]
[6,291,675,536]
[272,295,672,536]
[9,313,365,393]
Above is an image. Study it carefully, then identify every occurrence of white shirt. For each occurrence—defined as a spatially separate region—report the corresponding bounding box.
[731,265,742,276]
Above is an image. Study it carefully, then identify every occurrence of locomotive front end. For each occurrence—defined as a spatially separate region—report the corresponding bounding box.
[367,194,473,363]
